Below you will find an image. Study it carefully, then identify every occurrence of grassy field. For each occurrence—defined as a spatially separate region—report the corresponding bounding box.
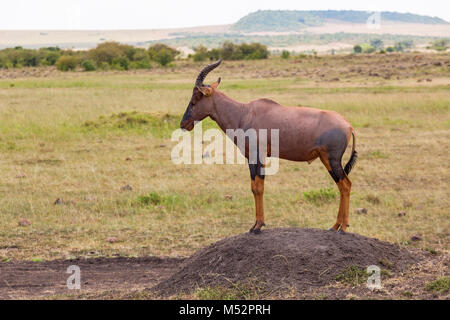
[0,53,449,265]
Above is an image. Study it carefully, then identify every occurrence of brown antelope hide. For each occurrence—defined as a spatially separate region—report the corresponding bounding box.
[180,60,358,234]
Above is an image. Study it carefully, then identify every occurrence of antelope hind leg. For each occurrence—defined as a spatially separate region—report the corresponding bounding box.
[249,163,265,234]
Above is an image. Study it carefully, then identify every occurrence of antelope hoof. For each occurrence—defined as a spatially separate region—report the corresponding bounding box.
[249,221,265,234]
[328,228,336,231]
[337,229,346,235]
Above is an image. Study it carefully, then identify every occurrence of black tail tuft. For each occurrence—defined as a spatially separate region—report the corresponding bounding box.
[344,150,358,175]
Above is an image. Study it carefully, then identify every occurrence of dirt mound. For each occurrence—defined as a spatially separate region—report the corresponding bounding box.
[153,228,421,296]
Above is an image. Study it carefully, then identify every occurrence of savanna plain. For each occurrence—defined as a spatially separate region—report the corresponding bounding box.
[0,53,449,299]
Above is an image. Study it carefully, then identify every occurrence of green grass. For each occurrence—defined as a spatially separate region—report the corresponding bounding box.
[303,187,339,205]
[425,277,450,294]
[365,150,389,159]
[194,286,253,300]
[192,279,268,300]
[0,54,449,263]
[335,265,369,286]
[83,111,180,138]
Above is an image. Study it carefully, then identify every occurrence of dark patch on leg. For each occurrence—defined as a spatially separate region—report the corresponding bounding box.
[329,159,346,182]
[315,128,348,164]
[328,170,339,183]
[248,158,265,180]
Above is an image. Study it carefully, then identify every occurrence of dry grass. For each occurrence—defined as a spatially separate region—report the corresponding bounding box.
[0,54,449,262]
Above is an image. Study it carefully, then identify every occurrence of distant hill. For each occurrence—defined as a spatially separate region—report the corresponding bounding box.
[0,10,448,52]
[233,10,449,32]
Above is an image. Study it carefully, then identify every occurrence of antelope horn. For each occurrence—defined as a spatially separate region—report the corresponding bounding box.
[195,59,222,87]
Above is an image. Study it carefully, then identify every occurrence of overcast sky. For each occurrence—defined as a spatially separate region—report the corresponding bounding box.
[1,0,448,30]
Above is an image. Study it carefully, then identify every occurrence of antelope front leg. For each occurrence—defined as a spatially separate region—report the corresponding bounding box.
[250,175,265,234]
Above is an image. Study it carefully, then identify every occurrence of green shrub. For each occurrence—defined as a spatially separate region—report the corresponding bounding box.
[219,41,238,60]
[336,266,368,286]
[137,192,163,205]
[43,51,61,65]
[370,39,384,50]
[0,55,7,68]
[192,45,209,62]
[0,42,172,70]
[123,45,137,61]
[353,44,362,53]
[153,48,174,66]
[425,277,450,294]
[132,49,149,61]
[208,48,221,60]
[88,41,127,64]
[96,61,110,70]
[303,187,338,204]
[130,60,152,69]
[81,59,96,71]
[83,111,179,138]
[55,55,79,71]
[21,50,42,66]
[112,57,129,70]
[428,39,449,52]
[148,44,179,66]
[281,50,290,59]
[136,191,181,211]
[191,41,270,61]
[364,45,376,53]
[240,42,269,60]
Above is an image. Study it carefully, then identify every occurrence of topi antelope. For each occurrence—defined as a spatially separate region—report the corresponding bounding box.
[180,60,358,234]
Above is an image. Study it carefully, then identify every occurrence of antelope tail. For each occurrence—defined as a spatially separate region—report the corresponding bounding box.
[344,130,357,175]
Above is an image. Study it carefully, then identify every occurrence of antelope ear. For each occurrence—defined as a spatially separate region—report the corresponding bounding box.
[196,85,213,97]
[210,77,221,90]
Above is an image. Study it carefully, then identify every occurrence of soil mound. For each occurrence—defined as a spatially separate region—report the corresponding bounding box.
[153,228,420,296]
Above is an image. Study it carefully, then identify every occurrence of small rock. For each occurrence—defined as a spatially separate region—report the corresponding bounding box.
[355,208,367,214]
[398,211,406,217]
[410,235,422,242]
[18,218,31,227]
[120,185,132,191]
[106,237,118,243]
[125,157,132,161]
[54,198,65,205]
[403,200,413,208]
[54,198,75,205]
[224,195,233,200]
[158,144,167,148]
